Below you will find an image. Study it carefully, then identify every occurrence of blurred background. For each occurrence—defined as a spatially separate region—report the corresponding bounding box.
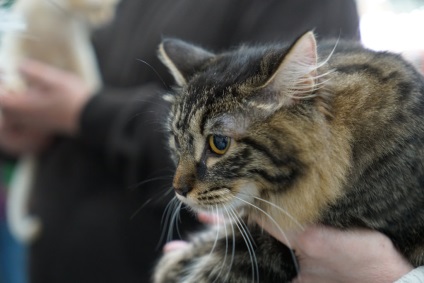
[357,0,424,73]
[1,0,424,282]
[1,0,27,282]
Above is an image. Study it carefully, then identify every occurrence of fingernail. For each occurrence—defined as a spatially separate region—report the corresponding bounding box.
[163,241,189,253]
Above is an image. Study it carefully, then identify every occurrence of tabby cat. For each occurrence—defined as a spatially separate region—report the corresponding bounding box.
[153,31,424,282]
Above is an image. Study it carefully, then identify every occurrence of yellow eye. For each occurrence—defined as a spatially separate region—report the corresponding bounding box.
[208,135,230,155]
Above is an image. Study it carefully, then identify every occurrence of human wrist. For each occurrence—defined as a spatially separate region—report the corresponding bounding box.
[61,88,92,136]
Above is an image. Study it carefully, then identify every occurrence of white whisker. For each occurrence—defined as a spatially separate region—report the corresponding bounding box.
[317,36,340,69]
[211,208,229,283]
[130,198,152,220]
[224,207,237,283]
[160,196,175,227]
[167,201,183,242]
[208,205,221,257]
[228,206,259,283]
[251,195,304,231]
[287,77,334,100]
[174,202,183,239]
[128,175,174,190]
[233,195,300,275]
[157,197,177,250]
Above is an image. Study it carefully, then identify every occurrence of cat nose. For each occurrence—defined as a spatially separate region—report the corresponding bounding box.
[173,186,192,197]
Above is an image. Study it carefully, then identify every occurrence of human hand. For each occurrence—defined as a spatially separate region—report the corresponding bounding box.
[164,212,413,283]
[163,212,223,253]
[0,59,93,136]
[257,220,413,283]
[0,116,52,155]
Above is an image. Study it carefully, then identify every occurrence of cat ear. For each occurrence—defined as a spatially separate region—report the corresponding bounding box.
[253,31,318,113]
[159,39,215,86]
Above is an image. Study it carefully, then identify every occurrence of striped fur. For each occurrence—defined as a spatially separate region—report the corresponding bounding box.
[154,32,424,282]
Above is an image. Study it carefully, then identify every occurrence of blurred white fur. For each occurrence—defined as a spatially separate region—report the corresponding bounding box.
[0,8,26,33]
[0,0,119,243]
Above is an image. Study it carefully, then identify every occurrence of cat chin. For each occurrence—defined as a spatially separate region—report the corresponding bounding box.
[175,194,240,214]
[175,195,198,209]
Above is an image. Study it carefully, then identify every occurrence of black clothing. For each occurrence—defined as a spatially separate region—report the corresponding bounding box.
[29,0,360,282]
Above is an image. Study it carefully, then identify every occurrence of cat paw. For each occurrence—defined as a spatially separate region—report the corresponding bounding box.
[153,243,194,283]
[83,0,118,27]
[153,240,244,283]
[69,0,118,27]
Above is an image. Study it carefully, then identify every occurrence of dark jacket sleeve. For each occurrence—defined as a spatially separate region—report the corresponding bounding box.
[79,83,173,187]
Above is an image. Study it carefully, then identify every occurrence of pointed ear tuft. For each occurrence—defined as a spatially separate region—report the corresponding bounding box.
[252,31,319,114]
[158,39,215,86]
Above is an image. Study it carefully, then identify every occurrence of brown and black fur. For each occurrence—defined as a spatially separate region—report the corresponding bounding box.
[153,32,424,282]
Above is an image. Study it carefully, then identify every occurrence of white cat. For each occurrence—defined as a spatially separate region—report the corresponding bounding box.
[0,0,119,243]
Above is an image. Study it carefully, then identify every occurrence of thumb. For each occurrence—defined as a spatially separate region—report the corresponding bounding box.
[19,59,66,88]
[0,92,39,114]
[255,216,300,248]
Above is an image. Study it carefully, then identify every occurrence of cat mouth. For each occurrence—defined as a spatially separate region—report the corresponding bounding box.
[175,186,233,210]
[176,184,257,213]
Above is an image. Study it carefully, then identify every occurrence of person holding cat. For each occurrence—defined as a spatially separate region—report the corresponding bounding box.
[257,221,422,282]
[0,0,408,282]
[6,56,424,282]
[162,211,420,282]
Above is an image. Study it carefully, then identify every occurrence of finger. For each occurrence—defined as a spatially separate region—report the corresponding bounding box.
[197,212,223,225]
[0,124,52,155]
[0,84,21,96]
[293,225,360,261]
[163,241,189,253]
[255,216,299,247]
[0,93,31,114]
[0,126,25,154]
[295,226,396,260]
[19,59,67,87]
[0,98,38,129]
[0,85,8,95]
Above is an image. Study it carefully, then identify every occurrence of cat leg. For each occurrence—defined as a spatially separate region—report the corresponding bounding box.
[154,225,297,283]
[7,155,41,243]
[69,35,101,94]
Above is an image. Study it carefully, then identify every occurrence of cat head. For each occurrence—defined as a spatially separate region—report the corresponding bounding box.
[57,0,120,26]
[159,32,340,225]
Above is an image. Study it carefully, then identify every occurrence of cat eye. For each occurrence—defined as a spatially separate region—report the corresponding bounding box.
[208,135,230,155]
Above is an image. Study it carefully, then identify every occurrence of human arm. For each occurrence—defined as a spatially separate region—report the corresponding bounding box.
[175,213,416,282]
[0,61,59,155]
[0,60,173,185]
[0,60,91,137]
[257,220,414,283]
[0,114,51,155]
